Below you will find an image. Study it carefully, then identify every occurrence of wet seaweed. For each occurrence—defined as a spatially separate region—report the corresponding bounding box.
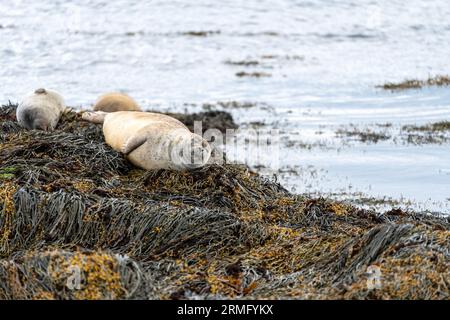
[261,54,304,61]
[335,122,450,145]
[236,71,271,78]
[377,75,450,91]
[402,121,450,132]
[401,121,450,145]
[0,103,449,300]
[161,110,238,134]
[181,31,220,37]
[335,126,391,144]
[224,60,260,66]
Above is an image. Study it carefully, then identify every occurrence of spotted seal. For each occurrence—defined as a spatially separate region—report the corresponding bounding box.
[82,111,211,170]
[16,88,65,131]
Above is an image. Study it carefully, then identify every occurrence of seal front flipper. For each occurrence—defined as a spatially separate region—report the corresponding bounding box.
[122,135,147,155]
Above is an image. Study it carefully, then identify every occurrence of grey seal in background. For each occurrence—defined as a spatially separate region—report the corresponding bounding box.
[82,111,211,170]
[16,88,66,131]
[93,93,141,112]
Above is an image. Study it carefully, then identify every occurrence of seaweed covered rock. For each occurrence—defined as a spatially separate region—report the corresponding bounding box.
[162,110,238,134]
[0,102,449,300]
[0,249,143,300]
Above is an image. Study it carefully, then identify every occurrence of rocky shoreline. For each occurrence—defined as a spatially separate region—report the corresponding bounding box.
[0,103,448,300]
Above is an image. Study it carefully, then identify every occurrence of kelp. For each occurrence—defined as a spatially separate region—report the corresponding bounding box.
[377,75,450,91]
[0,102,448,299]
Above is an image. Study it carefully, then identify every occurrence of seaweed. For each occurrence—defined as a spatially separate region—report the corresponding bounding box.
[236,71,271,78]
[160,110,238,134]
[0,103,449,300]
[336,127,391,143]
[225,60,260,66]
[377,75,450,91]
[402,121,450,132]
[335,122,450,145]
[181,31,220,37]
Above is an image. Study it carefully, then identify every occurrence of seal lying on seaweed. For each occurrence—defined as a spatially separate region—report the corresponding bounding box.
[16,88,66,131]
[82,111,211,170]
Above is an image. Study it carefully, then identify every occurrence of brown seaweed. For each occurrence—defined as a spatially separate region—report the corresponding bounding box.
[0,102,448,300]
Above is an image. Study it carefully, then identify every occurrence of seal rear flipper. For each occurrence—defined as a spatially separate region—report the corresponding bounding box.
[81,111,108,124]
[122,135,148,155]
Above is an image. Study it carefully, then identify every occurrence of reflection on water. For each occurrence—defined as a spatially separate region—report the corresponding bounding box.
[0,0,449,213]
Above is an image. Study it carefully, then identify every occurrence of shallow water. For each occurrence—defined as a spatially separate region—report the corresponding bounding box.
[1,0,449,213]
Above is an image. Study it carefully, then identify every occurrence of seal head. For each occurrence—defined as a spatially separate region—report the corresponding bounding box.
[169,132,212,170]
[93,93,141,112]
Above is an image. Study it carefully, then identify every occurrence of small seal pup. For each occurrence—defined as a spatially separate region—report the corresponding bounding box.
[16,88,66,131]
[82,111,211,170]
[93,93,141,112]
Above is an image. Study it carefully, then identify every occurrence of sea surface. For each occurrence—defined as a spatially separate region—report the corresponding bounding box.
[1,0,449,213]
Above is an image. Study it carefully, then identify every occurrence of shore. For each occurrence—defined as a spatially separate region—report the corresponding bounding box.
[0,103,448,300]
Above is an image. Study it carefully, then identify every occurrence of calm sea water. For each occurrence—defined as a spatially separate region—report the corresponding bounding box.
[1,0,449,213]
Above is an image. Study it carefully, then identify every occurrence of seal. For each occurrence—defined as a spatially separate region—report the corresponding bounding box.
[16,88,66,131]
[93,93,141,112]
[82,111,211,170]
